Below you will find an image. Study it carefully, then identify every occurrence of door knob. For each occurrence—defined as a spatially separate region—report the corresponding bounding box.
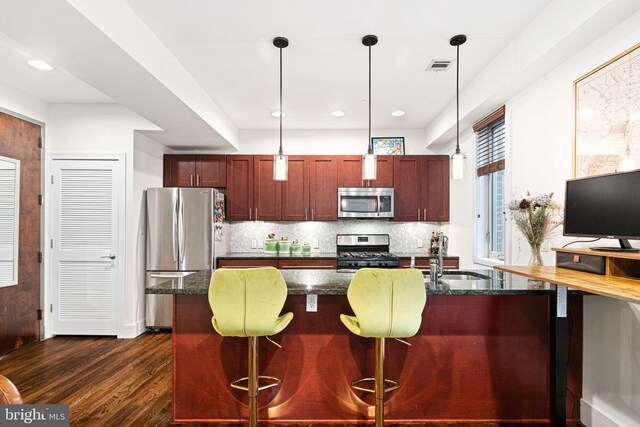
[100,254,116,260]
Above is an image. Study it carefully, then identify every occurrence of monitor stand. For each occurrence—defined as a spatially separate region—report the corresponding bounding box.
[591,239,640,253]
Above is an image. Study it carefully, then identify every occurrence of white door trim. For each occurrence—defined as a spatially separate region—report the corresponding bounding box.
[48,153,126,337]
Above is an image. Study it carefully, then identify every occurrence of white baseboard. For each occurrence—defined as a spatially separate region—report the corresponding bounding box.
[581,399,622,427]
[118,318,146,339]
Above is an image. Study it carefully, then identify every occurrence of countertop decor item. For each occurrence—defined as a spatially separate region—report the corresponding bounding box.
[273,36,289,181]
[265,233,278,254]
[302,242,311,256]
[362,34,378,181]
[450,34,467,180]
[508,192,563,266]
[278,237,291,256]
[290,240,302,254]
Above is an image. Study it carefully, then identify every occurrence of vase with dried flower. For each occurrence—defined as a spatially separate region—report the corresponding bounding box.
[508,192,563,266]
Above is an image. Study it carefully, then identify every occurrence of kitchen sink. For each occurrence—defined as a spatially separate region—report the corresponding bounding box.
[441,271,491,281]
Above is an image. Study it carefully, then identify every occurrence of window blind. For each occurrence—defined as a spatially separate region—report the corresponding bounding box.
[474,106,505,177]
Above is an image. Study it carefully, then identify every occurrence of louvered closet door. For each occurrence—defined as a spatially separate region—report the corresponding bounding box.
[51,159,122,335]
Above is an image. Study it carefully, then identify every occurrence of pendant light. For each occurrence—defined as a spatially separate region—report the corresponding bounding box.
[273,36,289,181]
[362,35,378,181]
[450,34,467,180]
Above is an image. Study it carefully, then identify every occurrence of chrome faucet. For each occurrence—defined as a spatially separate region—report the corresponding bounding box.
[429,233,445,281]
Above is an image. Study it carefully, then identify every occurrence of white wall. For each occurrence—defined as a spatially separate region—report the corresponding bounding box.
[503,9,640,426]
[132,132,172,332]
[235,128,439,155]
[45,104,160,338]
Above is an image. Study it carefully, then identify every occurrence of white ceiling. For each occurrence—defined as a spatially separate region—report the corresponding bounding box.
[3,0,634,149]
[124,0,552,130]
[0,33,112,104]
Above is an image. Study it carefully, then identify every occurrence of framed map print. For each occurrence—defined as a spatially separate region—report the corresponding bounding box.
[372,137,405,155]
[574,43,640,178]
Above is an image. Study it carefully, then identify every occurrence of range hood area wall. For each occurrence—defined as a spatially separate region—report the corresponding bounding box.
[227,220,446,254]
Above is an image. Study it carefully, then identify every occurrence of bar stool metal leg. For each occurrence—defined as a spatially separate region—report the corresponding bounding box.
[248,336,258,427]
[375,337,385,427]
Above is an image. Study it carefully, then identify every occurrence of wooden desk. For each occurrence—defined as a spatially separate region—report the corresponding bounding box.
[496,248,640,427]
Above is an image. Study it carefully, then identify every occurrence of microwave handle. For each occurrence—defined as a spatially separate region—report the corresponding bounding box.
[377,195,381,217]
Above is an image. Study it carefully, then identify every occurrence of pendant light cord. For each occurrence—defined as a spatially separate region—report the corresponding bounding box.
[279,45,283,156]
[368,43,372,155]
[455,43,460,154]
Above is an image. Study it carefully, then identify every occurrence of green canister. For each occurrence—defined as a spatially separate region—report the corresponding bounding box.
[290,242,302,255]
[264,238,278,254]
[302,242,311,256]
[278,239,291,256]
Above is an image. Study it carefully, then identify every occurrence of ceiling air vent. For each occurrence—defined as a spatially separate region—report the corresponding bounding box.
[426,60,452,72]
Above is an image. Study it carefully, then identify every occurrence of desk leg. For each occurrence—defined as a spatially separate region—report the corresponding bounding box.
[550,284,568,427]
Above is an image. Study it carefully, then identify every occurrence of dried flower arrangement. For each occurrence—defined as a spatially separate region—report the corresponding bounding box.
[508,192,563,266]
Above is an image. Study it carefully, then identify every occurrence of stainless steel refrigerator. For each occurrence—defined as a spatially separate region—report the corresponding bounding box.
[145,187,225,329]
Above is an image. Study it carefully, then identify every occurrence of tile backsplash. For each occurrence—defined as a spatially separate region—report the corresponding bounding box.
[227,220,446,253]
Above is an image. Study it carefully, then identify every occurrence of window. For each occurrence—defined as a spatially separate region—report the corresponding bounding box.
[474,107,505,262]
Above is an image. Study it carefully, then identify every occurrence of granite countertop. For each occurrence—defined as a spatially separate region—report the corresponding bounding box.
[146,268,585,296]
[217,252,339,260]
[218,252,458,260]
[393,252,459,259]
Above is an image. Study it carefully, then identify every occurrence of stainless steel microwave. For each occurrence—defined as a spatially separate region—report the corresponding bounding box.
[338,187,394,218]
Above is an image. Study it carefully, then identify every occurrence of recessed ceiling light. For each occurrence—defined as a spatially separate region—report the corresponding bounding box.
[331,110,345,117]
[271,111,285,118]
[27,59,54,71]
[391,110,406,117]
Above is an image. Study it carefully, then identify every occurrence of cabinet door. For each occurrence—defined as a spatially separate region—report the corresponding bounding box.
[393,156,421,221]
[372,155,394,188]
[253,156,281,221]
[422,156,450,221]
[163,155,196,187]
[309,156,337,221]
[337,156,365,188]
[282,156,309,221]
[226,156,253,221]
[337,155,394,188]
[197,155,226,187]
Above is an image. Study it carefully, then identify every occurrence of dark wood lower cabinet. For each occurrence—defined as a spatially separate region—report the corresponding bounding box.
[172,294,583,423]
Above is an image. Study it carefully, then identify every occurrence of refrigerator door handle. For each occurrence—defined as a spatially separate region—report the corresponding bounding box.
[178,195,186,265]
[172,199,179,262]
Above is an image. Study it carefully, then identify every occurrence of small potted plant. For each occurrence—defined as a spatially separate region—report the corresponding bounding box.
[278,236,291,256]
[302,242,311,256]
[290,239,302,255]
[264,233,278,254]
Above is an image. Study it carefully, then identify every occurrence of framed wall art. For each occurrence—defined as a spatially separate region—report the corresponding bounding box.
[574,42,640,178]
[372,137,405,155]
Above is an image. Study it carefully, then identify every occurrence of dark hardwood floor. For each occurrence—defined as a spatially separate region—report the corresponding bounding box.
[0,332,556,426]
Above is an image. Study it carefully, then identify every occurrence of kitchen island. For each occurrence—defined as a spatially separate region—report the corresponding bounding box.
[147,269,584,424]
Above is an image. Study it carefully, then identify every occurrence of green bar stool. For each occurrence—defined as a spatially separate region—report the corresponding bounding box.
[340,268,426,427]
[208,267,294,427]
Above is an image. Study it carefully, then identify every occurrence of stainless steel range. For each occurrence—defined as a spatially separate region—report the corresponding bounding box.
[337,234,399,269]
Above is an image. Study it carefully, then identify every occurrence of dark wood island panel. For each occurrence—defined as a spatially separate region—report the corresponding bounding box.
[172,294,582,423]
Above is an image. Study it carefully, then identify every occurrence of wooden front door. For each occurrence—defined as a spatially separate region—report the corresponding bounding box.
[0,112,41,355]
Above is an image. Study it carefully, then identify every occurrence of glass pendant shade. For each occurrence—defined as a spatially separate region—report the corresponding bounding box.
[273,153,288,181]
[451,151,465,180]
[362,152,377,180]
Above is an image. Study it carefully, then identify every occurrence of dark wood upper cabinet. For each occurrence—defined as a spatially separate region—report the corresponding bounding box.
[164,154,226,187]
[197,155,226,187]
[393,155,450,222]
[164,155,196,187]
[226,156,253,221]
[422,155,450,221]
[337,155,394,188]
[309,156,338,221]
[393,156,422,221]
[282,156,309,221]
[253,156,281,221]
